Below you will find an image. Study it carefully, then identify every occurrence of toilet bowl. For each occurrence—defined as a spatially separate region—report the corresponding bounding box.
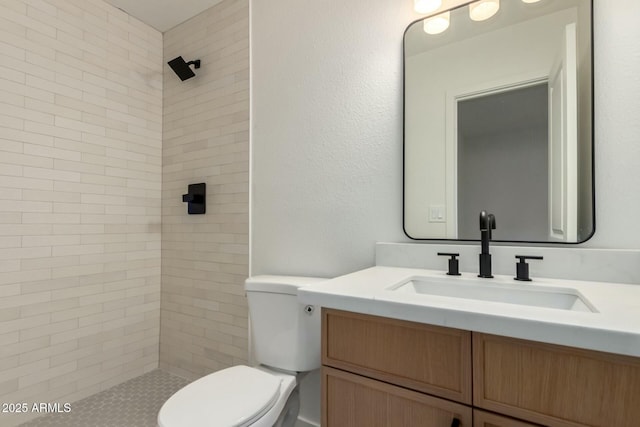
[157,366,297,427]
[157,276,325,427]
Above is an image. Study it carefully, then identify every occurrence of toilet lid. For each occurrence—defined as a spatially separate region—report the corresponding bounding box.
[158,365,282,427]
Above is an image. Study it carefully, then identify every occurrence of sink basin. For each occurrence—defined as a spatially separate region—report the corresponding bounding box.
[388,276,596,312]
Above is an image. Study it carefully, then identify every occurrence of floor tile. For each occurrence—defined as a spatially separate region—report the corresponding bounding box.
[20,370,189,427]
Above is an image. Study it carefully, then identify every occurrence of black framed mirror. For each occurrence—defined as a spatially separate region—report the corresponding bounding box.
[403,0,594,243]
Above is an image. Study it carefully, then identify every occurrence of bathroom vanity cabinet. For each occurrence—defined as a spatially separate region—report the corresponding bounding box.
[323,367,472,426]
[472,410,537,427]
[321,308,640,427]
[321,308,472,426]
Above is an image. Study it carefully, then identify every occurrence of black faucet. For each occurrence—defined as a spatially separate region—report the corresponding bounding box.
[478,211,496,278]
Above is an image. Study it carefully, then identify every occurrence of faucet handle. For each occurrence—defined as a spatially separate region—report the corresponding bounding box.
[514,255,544,281]
[438,252,461,276]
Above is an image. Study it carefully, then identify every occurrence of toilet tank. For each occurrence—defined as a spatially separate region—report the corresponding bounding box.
[245,275,326,372]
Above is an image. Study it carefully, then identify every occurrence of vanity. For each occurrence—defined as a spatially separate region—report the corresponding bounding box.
[298,0,640,424]
[298,265,640,427]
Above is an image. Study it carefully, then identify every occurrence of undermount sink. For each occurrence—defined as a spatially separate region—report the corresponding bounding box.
[387,276,596,312]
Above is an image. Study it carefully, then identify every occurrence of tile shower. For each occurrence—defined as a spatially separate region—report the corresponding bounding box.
[0,0,248,425]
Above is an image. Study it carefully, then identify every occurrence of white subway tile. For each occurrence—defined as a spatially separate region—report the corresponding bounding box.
[22,213,81,224]
[50,323,101,345]
[24,144,81,163]
[0,163,23,176]
[54,202,104,214]
[0,314,50,336]
[0,331,20,347]
[0,91,25,109]
[53,180,104,194]
[0,15,26,37]
[1,0,160,420]
[52,244,104,257]
[51,263,103,279]
[19,339,78,365]
[0,336,48,361]
[0,358,49,385]
[51,284,102,301]
[2,200,52,213]
[21,255,76,271]
[56,138,106,156]
[54,116,105,136]
[20,297,79,317]
[19,319,77,342]
[0,114,24,130]
[24,120,82,143]
[0,236,21,248]
[0,246,50,260]
[0,40,26,61]
[0,65,26,84]
[52,224,104,235]
[26,75,82,100]
[23,190,80,203]
[49,343,98,368]
[24,166,81,182]
[19,361,77,388]
[51,303,101,323]
[25,98,82,121]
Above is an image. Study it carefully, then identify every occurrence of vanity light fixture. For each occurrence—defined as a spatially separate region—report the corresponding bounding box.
[414,0,442,14]
[469,0,500,21]
[521,0,542,3]
[423,11,450,35]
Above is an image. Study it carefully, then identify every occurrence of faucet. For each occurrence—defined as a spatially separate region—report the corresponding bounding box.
[478,210,496,278]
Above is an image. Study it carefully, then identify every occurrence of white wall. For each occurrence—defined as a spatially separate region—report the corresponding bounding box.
[0,1,163,425]
[589,0,640,248]
[251,0,414,278]
[252,0,640,280]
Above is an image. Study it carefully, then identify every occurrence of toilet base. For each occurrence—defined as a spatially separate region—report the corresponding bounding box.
[273,388,299,427]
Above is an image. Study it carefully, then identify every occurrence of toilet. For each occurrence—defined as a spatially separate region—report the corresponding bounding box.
[157,275,325,427]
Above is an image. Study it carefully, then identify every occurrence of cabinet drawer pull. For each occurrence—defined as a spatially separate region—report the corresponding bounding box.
[451,418,461,427]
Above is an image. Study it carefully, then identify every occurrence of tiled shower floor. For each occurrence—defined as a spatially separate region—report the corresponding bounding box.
[20,370,190,427]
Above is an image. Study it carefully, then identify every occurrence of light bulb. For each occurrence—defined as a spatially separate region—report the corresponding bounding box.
[469,0,500,21]
[414,0,442,14]
[423,11,450,35]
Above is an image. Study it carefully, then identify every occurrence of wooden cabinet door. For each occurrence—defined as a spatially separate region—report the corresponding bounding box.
[323,366,472,427]
[322,308,472,404]
[473,409,538,427]
[473,333,640,427]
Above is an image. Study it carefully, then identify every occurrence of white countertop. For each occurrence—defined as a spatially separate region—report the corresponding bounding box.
[298,266,640,358]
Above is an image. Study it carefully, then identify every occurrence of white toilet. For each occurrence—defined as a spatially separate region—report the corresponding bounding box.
[157,275,325,427]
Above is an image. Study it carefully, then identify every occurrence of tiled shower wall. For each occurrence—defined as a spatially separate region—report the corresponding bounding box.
[160,0,250,379]
[0,1,162,425]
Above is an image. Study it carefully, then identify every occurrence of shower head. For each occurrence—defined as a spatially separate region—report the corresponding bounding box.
[167,56,201,81]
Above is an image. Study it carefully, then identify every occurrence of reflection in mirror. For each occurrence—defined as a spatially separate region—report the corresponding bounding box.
[403,0,593,242]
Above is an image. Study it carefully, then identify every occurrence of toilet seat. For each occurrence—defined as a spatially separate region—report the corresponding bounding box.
[158,365,295,427]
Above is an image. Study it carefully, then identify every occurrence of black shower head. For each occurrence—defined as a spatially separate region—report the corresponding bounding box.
[167,56,201,81]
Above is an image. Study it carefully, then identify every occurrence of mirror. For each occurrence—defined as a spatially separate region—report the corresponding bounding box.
[403,0,593,242]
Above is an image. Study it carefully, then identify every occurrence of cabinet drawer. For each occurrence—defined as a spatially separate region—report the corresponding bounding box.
[473,409,539,427]
[323,366,472,427]
[473,333,640,427]
[322,309,472,404]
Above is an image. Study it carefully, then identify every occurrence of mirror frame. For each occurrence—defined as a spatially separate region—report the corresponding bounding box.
[402,0,595,244]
